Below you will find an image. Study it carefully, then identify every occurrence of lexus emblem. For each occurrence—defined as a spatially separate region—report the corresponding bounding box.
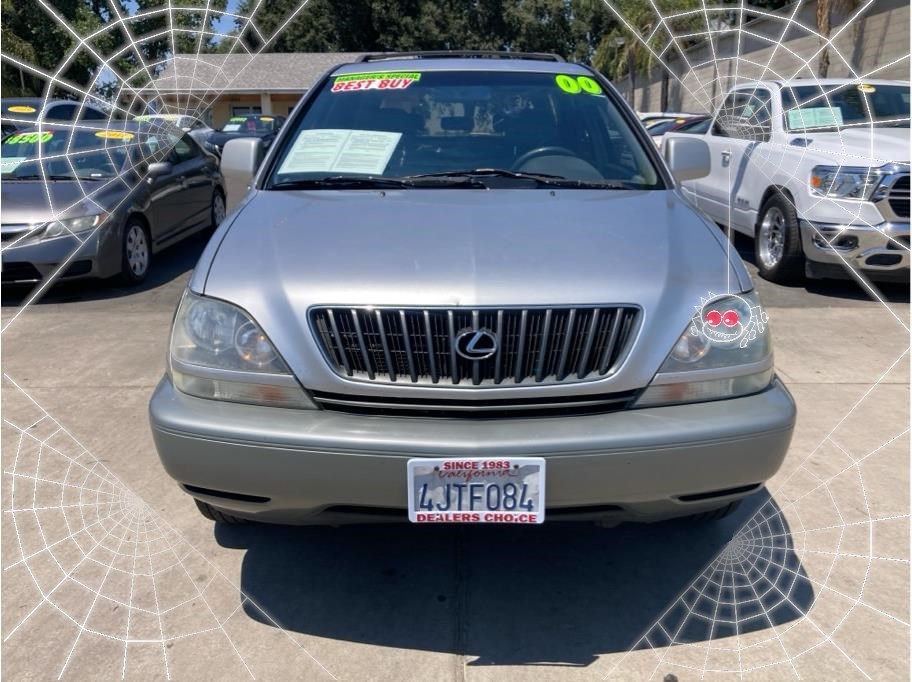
[454,328,498,360]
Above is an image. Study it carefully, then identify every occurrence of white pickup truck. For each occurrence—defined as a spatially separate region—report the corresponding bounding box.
[666,79,909,283]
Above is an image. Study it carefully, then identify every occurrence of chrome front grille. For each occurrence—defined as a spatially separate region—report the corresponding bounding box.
[888,175,910,219]
[310,306,640,386]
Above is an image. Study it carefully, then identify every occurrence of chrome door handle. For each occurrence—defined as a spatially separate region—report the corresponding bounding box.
[720,150,731,167]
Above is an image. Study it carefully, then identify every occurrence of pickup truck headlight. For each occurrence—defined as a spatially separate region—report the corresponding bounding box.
[43,213,108,239]
[809,165,885,200]
[170,291,315,408]
[635,291,773,407]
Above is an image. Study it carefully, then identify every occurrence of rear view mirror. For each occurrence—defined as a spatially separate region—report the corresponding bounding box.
[663,137,711,183]
[221,137,264,212]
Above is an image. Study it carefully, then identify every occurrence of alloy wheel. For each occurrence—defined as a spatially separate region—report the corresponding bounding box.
[758,206,786,269]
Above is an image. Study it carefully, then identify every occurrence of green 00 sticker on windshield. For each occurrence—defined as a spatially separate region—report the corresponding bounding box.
[556,74,603,96]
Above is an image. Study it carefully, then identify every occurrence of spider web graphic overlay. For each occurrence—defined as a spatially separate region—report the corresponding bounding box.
[0,0,908,679]
[0,375,338,680]
[599,0,910,314]
[0,0,316,333]
[592,1,910,679]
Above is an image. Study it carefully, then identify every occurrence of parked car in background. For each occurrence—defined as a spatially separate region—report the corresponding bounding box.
[651,115,712,147]
[1,121,225,285]
[133,113,213,146]
[150,51,795,529]
[204,113,285,156]
[2,98,109,137]
[666,79,909,283]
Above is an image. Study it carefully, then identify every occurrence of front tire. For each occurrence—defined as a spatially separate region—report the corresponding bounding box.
[210,189,226,229]
[118,219,151,285]
[755,192,805,284]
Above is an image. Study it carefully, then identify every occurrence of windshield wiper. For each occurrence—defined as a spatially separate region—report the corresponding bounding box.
[271,176,413,190]
[5,174,84,181]
[270,174,486,190]
[405,168,640,189]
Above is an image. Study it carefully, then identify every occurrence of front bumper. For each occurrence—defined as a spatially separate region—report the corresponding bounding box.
[800,220,910,279]
[150,376,797,525]
[1,230,116,283]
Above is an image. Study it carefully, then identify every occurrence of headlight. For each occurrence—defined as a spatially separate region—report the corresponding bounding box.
[635,291,773,407]
[809,165,885,200]
[43,213,108,239]
[170,290,315,408]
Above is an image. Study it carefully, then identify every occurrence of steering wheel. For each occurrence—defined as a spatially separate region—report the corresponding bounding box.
[512,146,578,171]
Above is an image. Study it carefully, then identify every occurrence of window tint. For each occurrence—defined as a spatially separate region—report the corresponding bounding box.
[80,107,107,120]
[169,133,200,163]
[45,104,77,121]
[713,90,772,140]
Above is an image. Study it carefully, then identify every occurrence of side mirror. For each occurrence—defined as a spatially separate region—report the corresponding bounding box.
[146,161,173,180]
[663,137,711,183]
[221,137,264,212]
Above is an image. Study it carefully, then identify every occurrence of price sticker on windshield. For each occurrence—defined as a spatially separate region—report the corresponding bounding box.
[556,74,604,96]
[332,72,422,93]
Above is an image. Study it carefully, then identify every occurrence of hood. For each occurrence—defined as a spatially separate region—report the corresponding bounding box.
[789,127,910,165]
[200,189,746,394]
[0,179,125,224]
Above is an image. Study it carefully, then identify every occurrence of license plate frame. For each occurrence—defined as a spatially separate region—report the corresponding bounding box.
[406,456,546,524]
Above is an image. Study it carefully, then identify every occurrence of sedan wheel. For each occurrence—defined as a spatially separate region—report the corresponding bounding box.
[212,191,226,228]
[119,221,151,284]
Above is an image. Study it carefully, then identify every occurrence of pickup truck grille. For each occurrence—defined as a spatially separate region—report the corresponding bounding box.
[888,175,909,219]
[310,306,640,386]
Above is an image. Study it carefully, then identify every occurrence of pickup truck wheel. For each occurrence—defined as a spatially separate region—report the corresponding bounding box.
[194,499,248,524]
[755,194,805,284]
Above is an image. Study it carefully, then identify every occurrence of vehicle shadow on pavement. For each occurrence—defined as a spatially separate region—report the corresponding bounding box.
[0,230,211,307]
[217,489,813,666]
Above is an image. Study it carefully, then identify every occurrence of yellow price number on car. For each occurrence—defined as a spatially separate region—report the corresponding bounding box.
[555,74,603,96]
[95,130,134,140]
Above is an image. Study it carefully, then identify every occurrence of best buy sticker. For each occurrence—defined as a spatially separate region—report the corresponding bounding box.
[857,83,876,94]
[95,130,134,140]
[4,131,53,144]
[8,105,37,114]
[332,72,422,93]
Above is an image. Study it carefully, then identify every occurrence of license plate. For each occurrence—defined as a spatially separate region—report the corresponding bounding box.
[407,457,546,524]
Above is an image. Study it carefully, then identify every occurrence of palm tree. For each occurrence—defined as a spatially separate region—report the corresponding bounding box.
[592,0,702,108]
[817,0,859,77]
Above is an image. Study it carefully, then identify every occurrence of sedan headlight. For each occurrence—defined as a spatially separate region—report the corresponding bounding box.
[43,213,108,239]
[809,165,885,200]
[635,291,773,407]
[170,290,315,408]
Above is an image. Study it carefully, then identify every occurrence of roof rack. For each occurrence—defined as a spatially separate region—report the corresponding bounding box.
[355,51,565,63]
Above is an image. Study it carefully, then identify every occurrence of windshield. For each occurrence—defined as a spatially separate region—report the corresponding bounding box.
[0,127,147,180]
[221,115,275,133]
[266,70,662,189]
[783,84,910,131]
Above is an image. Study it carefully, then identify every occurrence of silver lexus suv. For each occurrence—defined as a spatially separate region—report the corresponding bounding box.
[149,52,796,527]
